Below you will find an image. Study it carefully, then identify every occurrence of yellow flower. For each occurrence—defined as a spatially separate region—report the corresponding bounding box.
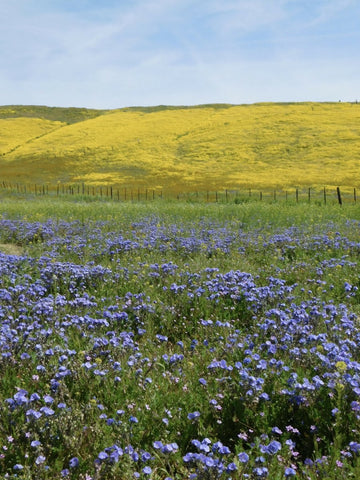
[335,361,347,373]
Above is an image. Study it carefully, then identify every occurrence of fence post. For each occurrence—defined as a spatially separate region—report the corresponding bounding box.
[323,187,326,205]
[354,188,357,203]
[337,187,342,206]
[296,189,298,202]
[308,187,311,202]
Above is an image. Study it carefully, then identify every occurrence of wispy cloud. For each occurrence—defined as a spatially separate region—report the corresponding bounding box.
[0,0,359,107]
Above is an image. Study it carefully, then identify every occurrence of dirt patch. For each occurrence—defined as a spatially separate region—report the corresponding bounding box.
[0,243,23,255]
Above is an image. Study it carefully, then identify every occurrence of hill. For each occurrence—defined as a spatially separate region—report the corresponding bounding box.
[0,102,359,192]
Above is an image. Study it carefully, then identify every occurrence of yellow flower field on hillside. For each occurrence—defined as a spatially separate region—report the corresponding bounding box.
[0,102,359,192]
[0,118,65,155]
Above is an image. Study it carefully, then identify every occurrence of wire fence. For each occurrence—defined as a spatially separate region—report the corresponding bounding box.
[0,181,357,205]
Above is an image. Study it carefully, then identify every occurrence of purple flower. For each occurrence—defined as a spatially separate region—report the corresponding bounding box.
[227,462,238,472]
[349,442,360,454]
[98,451,108,460]
[285,467,297,477]
[263,440,282,455]
[69,457,79,468]
[142,466,152,475]
[35,455,46,465]
[153,441,163,449]
[26,409,42,420]
[238,452,249,463]
[187,411,201,420]
[141,452,152,462]
[253,466,269,477]
[14,389,28,405]
[40,406,55,416]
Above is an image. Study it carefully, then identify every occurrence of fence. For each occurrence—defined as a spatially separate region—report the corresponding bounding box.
[0,181,358,205]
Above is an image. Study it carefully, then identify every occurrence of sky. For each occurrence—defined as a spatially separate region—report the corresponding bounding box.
[1,0,359,109]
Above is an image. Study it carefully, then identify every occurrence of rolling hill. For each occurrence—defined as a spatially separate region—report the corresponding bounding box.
[0,102,359,192]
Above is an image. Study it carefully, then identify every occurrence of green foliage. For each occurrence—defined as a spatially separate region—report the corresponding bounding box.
[0,105,107,124]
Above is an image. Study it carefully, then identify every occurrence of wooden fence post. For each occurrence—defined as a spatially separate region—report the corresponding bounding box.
[337,187,342,206]
[354,188,357,203]
[323,187,326,205]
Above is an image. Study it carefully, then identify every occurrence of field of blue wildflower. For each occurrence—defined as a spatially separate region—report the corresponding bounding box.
[1,196,360,479]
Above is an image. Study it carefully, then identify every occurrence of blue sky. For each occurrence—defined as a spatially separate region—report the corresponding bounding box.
[1,0,359,108]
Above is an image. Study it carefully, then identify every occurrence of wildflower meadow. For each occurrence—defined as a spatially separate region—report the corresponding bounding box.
[1,102,360,192]
[0,195,360,479]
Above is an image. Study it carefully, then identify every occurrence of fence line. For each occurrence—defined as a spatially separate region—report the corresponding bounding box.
[0,181,358,205]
